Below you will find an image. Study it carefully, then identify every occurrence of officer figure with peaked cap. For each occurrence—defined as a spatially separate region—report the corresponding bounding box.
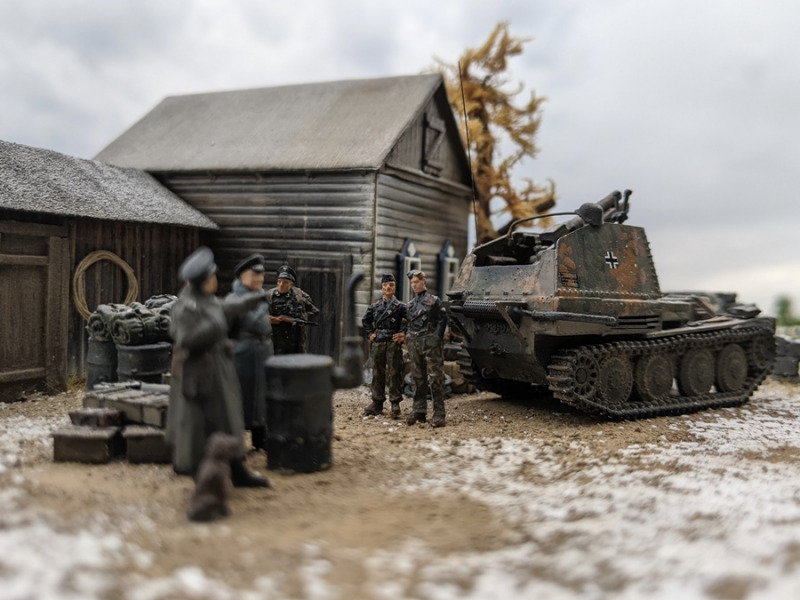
[362,273,407,418]
[226,253,272,451]
[166,246,270,486]
[267,265,320,355]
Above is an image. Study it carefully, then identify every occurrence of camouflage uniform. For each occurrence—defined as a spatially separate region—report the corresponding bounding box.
[267,286,319,354]
[362,295,406,413]
[406,287,448,424]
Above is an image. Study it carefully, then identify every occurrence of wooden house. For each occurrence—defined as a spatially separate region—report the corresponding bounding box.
[95,74,473,360]
[0,140,217,399]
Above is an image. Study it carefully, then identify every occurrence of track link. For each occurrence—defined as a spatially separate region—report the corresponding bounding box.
[546,326,775,419]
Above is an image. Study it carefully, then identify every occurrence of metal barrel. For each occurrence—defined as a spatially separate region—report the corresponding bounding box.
[265,353,335,473]
[115,341,172,384]
[86,338,118,390]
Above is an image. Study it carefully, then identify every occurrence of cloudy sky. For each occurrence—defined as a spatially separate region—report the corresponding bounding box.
[1,0,798,315]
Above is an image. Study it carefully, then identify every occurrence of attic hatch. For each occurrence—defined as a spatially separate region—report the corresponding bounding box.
[422,112,444,176]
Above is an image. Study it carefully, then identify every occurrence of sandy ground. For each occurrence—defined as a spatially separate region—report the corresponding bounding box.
[2,378,800,599]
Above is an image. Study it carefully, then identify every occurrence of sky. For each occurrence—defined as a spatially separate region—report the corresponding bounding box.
[1,0,798,316]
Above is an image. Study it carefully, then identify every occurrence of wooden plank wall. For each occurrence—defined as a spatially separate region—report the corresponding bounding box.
[384,89,472,187]
[374,171,471,303]
[67,219,203,375]
[162,171,376,333]
[162,170,470,337]
[0,220,68,398]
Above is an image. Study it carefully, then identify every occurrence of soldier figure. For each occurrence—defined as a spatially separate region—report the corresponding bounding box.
[267,265,320,355]
[165,246,270,487]
[362,273,407,418]
[226,253,272,451]
[404,269,448,428]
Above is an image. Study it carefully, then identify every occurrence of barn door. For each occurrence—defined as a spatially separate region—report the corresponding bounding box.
[0,222,69,400]
[288,255,350,362]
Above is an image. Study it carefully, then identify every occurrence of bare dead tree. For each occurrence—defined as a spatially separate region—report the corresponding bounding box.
[436,22,556,244]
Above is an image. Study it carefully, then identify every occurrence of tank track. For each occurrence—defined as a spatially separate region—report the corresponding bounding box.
[546,326,774,419]
[456,345,545,397]
[456,346,480,384]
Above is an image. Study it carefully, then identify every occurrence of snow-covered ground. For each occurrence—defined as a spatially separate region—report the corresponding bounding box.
[392,392,800,599]
[3,383,800,599]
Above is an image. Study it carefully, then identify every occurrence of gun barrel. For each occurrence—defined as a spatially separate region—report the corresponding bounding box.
[560,190,622,232]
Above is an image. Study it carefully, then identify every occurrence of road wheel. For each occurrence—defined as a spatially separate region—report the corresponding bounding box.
[678,348,714,396]
[598,355,633,404]
[716,343,748,392]
[634,353,674,402]
[748,334,775,373]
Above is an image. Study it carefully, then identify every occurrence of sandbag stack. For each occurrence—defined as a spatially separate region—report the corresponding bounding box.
[108,299,175,346]
[85,295,177,389]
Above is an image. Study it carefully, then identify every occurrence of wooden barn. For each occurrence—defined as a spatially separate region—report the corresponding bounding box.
[0,140,217,399]
[95,74,473,360]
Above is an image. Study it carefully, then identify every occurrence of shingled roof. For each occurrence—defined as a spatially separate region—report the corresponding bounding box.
[94,74,453,172]
[0,140,217,229]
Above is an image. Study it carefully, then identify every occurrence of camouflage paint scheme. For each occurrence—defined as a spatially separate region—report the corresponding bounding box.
[446,191,775,419]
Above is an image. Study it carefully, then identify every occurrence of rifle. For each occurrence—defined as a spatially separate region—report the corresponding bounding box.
[292,317,318,327]
[273,315,318,326]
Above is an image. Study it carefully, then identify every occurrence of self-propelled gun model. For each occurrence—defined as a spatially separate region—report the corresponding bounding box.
[446,191,775,419]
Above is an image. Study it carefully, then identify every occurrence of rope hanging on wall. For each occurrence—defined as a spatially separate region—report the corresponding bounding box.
[72,250,139,320]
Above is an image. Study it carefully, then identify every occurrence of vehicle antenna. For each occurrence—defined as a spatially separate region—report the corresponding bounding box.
[458,61,480,241]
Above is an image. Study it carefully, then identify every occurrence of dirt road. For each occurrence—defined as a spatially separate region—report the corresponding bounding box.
[2,379,800,599]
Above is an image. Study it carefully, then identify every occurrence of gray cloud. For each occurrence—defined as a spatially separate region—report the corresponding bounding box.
[0,0,797,314]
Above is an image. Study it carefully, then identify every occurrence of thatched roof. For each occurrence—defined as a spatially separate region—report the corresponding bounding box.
[0,140,217,228]
[94,74,453,172]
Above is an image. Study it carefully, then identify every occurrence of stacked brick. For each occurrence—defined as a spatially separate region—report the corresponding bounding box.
[52,381,171,464]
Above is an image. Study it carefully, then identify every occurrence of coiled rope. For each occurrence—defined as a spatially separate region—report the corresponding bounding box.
[73,250,139,320]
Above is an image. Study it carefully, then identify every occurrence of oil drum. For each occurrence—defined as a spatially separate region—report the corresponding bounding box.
[265,354,334,473]
[116,341,172,384]
[86,338,118,390]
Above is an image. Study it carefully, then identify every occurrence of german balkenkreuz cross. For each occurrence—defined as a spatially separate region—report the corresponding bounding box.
[604,251,619,269]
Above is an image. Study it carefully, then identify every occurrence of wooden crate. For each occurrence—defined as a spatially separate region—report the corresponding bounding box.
[52,426,123,463]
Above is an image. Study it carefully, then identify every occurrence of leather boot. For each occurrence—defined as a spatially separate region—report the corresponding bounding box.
[230,457,270,488]
[364,401,384,416]
[405,412,426,426]
[390,402,401,419]
[431,414,446,428]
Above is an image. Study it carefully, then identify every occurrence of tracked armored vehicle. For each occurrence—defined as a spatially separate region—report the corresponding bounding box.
[446,190,775,419]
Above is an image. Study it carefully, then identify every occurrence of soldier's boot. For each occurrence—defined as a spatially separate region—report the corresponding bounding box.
[431,414,446,428]
[230,458,271,488]
[364,401,384,416]
[250,426,267,451]
[390,402,401,419]
[405,412,427,426]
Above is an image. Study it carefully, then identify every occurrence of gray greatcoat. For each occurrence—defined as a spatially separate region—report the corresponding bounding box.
[166,285,265,475]
[226,279,273,430]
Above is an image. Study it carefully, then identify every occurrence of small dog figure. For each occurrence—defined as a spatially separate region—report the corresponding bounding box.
[187,432,240,522]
